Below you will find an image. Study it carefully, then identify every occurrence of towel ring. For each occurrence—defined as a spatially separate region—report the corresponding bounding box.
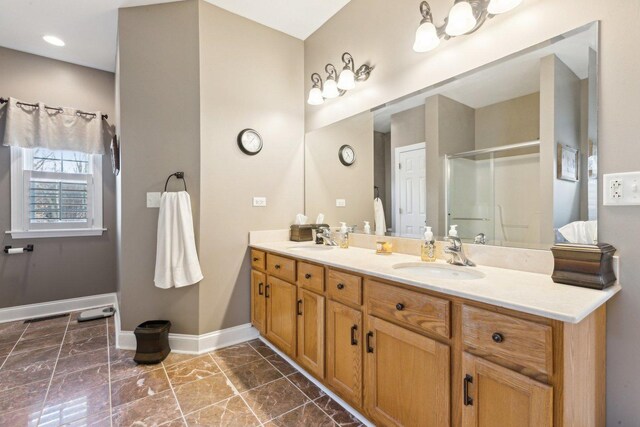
[164,172,187,192]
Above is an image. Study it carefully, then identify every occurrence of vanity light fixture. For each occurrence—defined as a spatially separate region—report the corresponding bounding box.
[307,73,325,105]
[322,64,341,99]
[307,53,374,106]
[413,0,523,52]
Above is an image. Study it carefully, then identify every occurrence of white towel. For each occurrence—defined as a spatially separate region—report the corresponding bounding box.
[374,197,387,236]
[154,191,203,288]
[558,220,598,245]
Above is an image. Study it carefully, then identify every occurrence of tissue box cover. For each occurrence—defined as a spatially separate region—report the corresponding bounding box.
[290,225,313,242]
[551,243,616,290]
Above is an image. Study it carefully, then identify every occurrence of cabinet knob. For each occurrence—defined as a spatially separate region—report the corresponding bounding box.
[275,264,281,270]
[253,257,259,262]
[305,273,312,279]
[396,303,405,311]
[337,283,345,290]
[492,332,504,343]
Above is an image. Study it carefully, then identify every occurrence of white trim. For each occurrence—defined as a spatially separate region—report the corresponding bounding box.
[258,337,374,427]
[117,323,260,354]
[394,142,427,235]
[7,228,107,239]
[0,292,117,323]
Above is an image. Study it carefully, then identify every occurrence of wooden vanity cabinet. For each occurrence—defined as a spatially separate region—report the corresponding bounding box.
[250,270,266,335]
[252,249,607,427]
[296,288,325,379]
[461,353,552,427]
[265,276,297,357]
[326,299,363,408]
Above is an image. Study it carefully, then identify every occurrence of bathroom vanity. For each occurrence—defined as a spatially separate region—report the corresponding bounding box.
[248,241,619,427]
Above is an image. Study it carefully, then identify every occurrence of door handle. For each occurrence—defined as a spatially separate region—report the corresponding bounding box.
[258,283,263,296]
[463,374,473,406]
[265,284,270,298]
[297,299,303,316]
[366,331,374,353]
[351,325,358,345]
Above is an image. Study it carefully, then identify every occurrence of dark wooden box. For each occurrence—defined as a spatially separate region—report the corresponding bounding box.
[134,320,171,364]
[290,225,314,242]
[551,243,617,290]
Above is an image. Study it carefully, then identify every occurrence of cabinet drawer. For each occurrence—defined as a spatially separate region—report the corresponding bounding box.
[462,305,553,379]
[365,280,450,339]
[298,262,324,294]
[327,269,362,307]
[266,254,296,283]
[251,250,266,271]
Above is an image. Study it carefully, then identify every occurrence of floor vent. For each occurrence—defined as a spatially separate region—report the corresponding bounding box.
[23,313,69,324]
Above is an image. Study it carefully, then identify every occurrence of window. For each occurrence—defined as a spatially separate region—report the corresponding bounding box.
[10,147,104,238]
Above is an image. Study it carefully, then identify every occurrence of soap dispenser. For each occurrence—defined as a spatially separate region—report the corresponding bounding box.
[449,224,459,237]
[421,226,436,262]
[339,222,350,249]
[363,221,371,234]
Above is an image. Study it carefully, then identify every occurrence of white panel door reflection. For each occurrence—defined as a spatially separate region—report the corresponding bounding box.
[396,143,426,237]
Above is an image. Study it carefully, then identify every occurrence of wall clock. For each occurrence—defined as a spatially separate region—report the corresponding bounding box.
[338,144,356,166]
[237,129,263,155]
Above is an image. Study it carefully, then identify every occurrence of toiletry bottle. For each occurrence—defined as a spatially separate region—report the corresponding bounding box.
[339,222,350,249]
[449,224,458,237]
[421,226,436,262]
[364,221,371,234]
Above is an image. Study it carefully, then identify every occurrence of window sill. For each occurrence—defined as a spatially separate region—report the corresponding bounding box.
[6,228,107,239]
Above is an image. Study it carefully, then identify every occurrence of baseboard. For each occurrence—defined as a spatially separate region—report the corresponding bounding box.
[0,293,118,323]
[257,336,374,427]
[117,323,259,354]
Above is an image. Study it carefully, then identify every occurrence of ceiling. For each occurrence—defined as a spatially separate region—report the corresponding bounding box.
[0,0,351,72]
[374,27,597,133]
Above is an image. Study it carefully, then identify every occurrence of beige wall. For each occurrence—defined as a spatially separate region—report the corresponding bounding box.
[0,46,116,308]
[305,0,640,422]
[197,1,304,334]
[117,1,201,334]
[475,92,540,148]
[305,112,373,229]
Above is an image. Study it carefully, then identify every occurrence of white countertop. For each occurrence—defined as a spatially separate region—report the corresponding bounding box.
[250,241,621,324]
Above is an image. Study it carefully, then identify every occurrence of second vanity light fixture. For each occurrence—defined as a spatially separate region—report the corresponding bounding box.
[413,0,522,52]
[307,52,374,106]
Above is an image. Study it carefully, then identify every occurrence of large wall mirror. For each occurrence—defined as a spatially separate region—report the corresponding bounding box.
[305,22,599,250]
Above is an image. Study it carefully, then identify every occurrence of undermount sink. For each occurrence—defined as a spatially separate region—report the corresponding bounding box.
[287,245,335,252]
[392,262,485,281]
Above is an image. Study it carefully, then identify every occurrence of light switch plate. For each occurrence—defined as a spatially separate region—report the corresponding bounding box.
[603,172,640,206]
[336,199,346,207]
[147,192,161,208]
[253,197,267,207]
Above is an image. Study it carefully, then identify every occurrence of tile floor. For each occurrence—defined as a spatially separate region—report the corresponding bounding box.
[0,309,363,426]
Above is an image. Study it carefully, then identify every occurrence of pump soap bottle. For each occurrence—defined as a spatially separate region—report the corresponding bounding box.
[339,222,350,249]
[421,226,436,262]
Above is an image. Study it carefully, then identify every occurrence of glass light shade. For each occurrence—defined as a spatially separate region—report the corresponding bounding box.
[445,1,477,36]
[337,68,356,90]
[307,87,324,105]
[487,0,522,14]
[323,78,340,99]
[413,21,441,52]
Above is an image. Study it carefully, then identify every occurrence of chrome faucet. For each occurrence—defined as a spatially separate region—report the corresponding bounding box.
[474,233,487,245]
[445,236,475,266]
[316,227,338,246]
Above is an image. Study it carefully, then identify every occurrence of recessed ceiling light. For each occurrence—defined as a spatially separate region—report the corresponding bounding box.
[43,35,65,47]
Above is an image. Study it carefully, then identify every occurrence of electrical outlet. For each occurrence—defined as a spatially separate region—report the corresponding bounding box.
[603,172,640,206]
[336,199,346,207]
[146,192,161,208]
[253,197,267,207]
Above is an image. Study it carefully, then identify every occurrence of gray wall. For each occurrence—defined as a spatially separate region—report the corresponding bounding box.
[197,0,305,334]
[304,0,640,423]
[117,1,201,334]
[475,92,540,148]
[0,46,116,308]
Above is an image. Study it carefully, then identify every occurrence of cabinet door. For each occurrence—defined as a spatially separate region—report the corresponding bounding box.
[364,316,450,427]
[326,300,362,409]
[461,353,552,427]
[296,288,325,378]
[266,276,297,357]
[251,270,266,335]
